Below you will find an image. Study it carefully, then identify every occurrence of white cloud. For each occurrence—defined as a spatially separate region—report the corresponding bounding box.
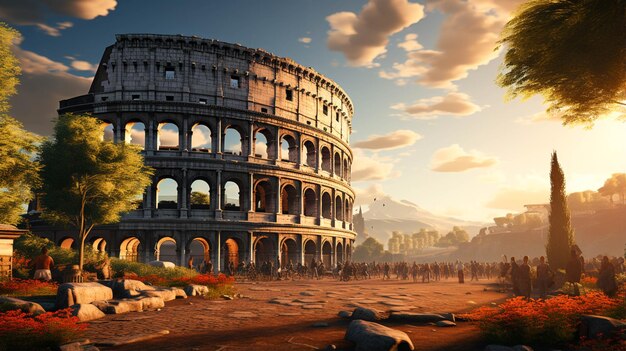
[485,174,549,211]
[353,130,422,150]
[391,92,482,119]
[70,59,97,72]
[35,21,73,37]
[397,33,422,52]
[351,149,397,181]
[430,144,498,172]
[353,183,388,207]
[326,0,425,67]
[298,37,312,44]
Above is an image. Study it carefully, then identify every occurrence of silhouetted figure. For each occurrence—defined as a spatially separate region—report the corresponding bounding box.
[597,256,617,297]
[566,249,582,296]
[510,257,520,296]
[518,256,531,300]
[33,247,54,281]
[456,260,464,284]
[536,256,552,299]
[188,257,194,270]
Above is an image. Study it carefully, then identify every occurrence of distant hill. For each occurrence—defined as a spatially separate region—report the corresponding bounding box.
[361,195,486,246]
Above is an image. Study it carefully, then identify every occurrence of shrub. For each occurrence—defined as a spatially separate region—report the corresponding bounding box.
[0,308,86,350]
[0,279,58,297]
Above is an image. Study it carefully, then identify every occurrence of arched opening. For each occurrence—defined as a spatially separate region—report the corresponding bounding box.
[91,237,107,253]
[281,184,298,214]
[321,147,331,172]
[59,237,74,250]
[281,239,298,268]
[254,130,269,159]
[124,121,145,149]
[190,179,210,209]
[281,135,298,162]
[254,180,274,213]
[346,243,352,261]
[102,122,114,142]
[322,241,332,268]
[254,237,274,266]
[303,140,316,168]
[334,153,341,177]
[120,237,141,262]
[223,238,242,271]
[157,122,179,150]
[322,192,332,219]
[155,237,177,263]
[157,178,178,209]
[304,240,317,266]
[336,242,344,264]
[189,237,210,266]
[347,160,351,181]
[223,181,241,211]
[345,199,351,223]
[335,195,343,221]
[191,124,212,152]
[343,159,349,180]
[132,193,143,210]
[304,188,317,217]
[223,127,242,155]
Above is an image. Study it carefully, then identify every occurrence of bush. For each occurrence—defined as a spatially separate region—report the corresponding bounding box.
[0,279,58,297]
[0,308,86,350]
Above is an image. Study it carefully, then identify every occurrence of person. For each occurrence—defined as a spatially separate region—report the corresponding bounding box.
[518,256,532,300]
[383,262,390,280]
[33,247,54,281]
[206,259,214,275]
[566,249,582,296]
[456,260,464,284]
[188,257,194,270]
[597,256,618,297]
[510,257,520,296]
[536,256,552,299]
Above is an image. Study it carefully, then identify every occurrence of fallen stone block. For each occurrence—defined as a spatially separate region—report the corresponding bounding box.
[345,320,414,351]
[389,312,446,324]
[351,307,385,322]
[135,296,165,310]
[147,261,175,268]
[168,287,187,299]
[56,282,113,309]
[70,304,106,322]
[580,315,626,339]
[0,296,46,315]
[184,284,208,296]
[435,320,456,327]
[140,289,176,302]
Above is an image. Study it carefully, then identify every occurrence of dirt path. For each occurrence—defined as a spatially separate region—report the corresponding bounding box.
[89,278,509,351]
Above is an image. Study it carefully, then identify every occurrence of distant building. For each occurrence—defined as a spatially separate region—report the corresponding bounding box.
[524,204,549,223]
[353,207,368,245]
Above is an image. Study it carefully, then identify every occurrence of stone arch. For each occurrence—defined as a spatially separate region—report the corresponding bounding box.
[322,240,332,268]
[124,120,146,149]
[59,237,75,250]
[190,179,211,209]
[303,188,317,217]
[346,242,352,261]
[254,179,274,213]
[187,237,211,265]
[343,158,349,180]
[280,238,298,268]
[345,198,352,223]
[102,122,114,142]
[120,237,141,262]
[280,134,298,162]
[334,152,342,177]
[254,127,276,159]
[321,192,332,219]
[281,184,298,215]
[223,237,244,271]
[91,237,107,253]
[302,140,316,168]
[321,146,331,172]
[223,180,242,211]
[157,121,180,150]
[254,236,274,266]
[223,126,244,155]
[336,242,344,264]
[155,236,177,262]
[304,240,317,266]
[157,178,178,209]
[191,123,212,152]
[335,195,343,221]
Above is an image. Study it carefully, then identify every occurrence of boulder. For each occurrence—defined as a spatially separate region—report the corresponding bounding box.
[351,307,385,322]
[168,287,187,299]
[135,296,165,310]
[100,279,154,299]
[389,312,446,324]
[338,310,351,319]
[92,299,144,314]
[345,320,414,351]
[147,261,176,268]
[70,303,105,322]
[435,320,456,327]
[56,282,113,309]
[580,315,626,339]
[441,312,456,322]
[0,296,46,315]
[184,284,209,297]
[140,288,177,301]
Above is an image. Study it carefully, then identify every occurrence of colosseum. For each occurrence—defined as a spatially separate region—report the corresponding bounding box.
[32,34,356,272]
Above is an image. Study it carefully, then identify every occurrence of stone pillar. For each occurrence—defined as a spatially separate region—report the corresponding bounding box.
[248,172,254,212]
[180,169,188,218]
[215,171,222,215]
[216,119,222,154]
[317,186,322,224]
[181,117,187,152]
[275,177,281,214]
[249,231,254,265]
[144,183,154,218]
[147,120,155,153]
[275,233,281,267]
[248,121,254,157]
[115,115,122,143]
[274,127,280,162]
[215,231,221,273]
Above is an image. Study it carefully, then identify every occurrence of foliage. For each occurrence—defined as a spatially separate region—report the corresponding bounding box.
[460,291,622,346]
[498,0,626,125]
[598,173,626,205]
[0,308,86,350]
[436,226,469,247]
[546,152,575,270]
[39,113,154,270]
[0,22,20,113]
[0,279,58,297]
[353,237,384,261]
[190,191,210,205]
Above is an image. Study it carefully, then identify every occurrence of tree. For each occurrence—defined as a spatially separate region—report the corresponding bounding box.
[546,152,575,270]
[0,23,41,225]
[39,114,154,271]
[498,0,626,125]
[598,173,626,205]
[353,237,384,262]
[190,191,210,205]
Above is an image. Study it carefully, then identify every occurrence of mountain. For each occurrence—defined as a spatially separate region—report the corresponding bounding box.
[361,195,486,246]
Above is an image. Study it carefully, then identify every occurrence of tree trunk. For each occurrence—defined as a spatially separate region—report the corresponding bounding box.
[79,232,86,272]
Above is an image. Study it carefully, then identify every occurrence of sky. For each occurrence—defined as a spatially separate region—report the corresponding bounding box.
[2,0,625,223]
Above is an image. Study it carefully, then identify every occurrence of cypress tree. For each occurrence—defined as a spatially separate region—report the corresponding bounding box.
[546,151,575,270]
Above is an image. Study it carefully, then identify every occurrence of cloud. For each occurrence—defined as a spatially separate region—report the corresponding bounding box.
[8,39,91,135]
[326,0,424,67]
[70,59,97,72]
[351,149,397,181]
[391,92,481,119]
[485,175,549,211]
[0,0,117,35]
[515,111,564,125]
[430,144,497,172]
[353,183,388,207]
[353,130,422,150]
[298,37,312,44]
[397,33,422,52]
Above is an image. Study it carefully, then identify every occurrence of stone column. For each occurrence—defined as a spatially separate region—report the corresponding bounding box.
[275,233,281,268]
[180,169,188,218]
[274,126,280,163]
[215,171,222,214]
[248,121,254,157]
[249,231,254,265]
[215,231,221,273]
[115,115,122,143]
[317,185,322,225]
[275,177,281,215]
[248,172,254,212]
[180,117,187,152]
[216,119,222,155]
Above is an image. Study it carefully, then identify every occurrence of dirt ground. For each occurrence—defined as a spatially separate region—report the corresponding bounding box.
[89,277,510,351]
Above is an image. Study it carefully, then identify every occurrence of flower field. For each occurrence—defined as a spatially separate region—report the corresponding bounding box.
[0,279,58,297]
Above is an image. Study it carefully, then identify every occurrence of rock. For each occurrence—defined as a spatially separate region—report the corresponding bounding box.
[435,320,456,327]
[0,296,46,315]
[141,288,177,302]
[147,261,175,268]
[168,287,187,299]
[441,313,456,322]
[184,284,209,296]
[324,345,337,351]
[135,296,165,310]
[389,312,446,324]
[92,299,144,314]
[312,322,329,327]
[580,315,626,339]
[221,294,234,300]
[338,310,351,319]
[56,282,113,309]
[70,304,106,322]
[345,320,414,351]
[351,307,385,322]
[58,342,83,351]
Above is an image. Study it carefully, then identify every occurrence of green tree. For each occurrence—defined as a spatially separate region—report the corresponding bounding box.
[190,191,210,205]
[498,0,626,125]
[546,151,575,270]
[353,237,384,262]
[39,114,154,271]
[0,23,41,225]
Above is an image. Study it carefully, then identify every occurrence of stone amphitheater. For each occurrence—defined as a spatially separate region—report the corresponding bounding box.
[32,34,357,272]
